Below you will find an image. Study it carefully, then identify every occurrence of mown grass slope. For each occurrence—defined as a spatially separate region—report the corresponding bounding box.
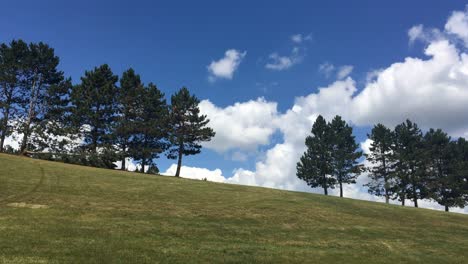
[0,153,467,263]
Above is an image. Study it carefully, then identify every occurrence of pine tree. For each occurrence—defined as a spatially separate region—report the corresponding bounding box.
[297,115,335,195]
[427,136,468,212]
[131,83,169,173]
[365,123,394,204]
[115,68,144,170]
[0,40,28,152]
[29,78,74,153]
[392,120,427,207]
[166,87,215,177]
[329,115,362,197]
[71,64,118,167]
[19,42,64,154]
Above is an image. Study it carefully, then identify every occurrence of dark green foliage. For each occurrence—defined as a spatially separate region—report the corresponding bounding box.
[29,78,74,153]
[167,87,215,177]
[329,115,363,197]
[131,83,169,172]
[365,124,394,203]
[19,42,64,154]
[71,64,118,153]
[0,40,29,151]
[70,64,118,168]
[297,115,335,195]
[424,132,467,212]
[115,68,145,170]
[391,120,427,207]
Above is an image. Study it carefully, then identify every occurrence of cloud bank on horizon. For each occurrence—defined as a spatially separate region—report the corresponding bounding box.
[164,6,468,213]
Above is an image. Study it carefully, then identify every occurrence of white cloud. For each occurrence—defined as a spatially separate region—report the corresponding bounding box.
[188,7,468,214]
[336,65,354,79]
[207,49,246,81]
[319,63,353,79]
[199,98,278,152]
[162,164,226,182]
[408,24,424,44]
[318,62,335,78]
[291,33,313,44]
[291,34,303,43]
[445,6,468,47]
[265,51,301,71]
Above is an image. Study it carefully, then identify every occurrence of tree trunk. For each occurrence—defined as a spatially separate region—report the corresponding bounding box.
[175,143,183,177]
[445,205,449,212]
[120,141,127,170]
[0,106,10,152]
[322,173,328,195]
[382,155,389,204]
[121,158,126,170]
[401,197,405,206]
[339,182,343,198]
[141,158,145,173]
[20,74,39,155]
[412,185,418,208]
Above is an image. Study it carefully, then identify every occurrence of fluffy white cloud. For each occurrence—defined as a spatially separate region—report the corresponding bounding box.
[352,40,468,134]
[162,164,226,182]
[336,65,354,79]
[445,6,468,47]
[187,7,468,213]
[199,98,278,152]
[408,24,424,44]
[207,49,246,81]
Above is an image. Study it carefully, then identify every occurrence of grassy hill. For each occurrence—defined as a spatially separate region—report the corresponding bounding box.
[0,154,467,263]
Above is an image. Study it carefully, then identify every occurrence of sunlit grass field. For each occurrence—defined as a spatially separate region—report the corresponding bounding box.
[0,153,467,263]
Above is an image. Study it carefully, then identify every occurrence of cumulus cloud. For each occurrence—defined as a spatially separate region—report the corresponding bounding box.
[185,7,468,213]
[199,98,278,152]
[336,65,354,79]
[207,49,246,81]
[162,164,226,182]
[445,6,468,47]
[408,24,424,44]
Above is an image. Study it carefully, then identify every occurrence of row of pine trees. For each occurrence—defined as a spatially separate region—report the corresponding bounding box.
[0,40,215,175]
[297,115,468,212]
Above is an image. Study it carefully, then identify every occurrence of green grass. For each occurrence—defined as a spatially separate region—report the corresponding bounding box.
[0,153,467,263]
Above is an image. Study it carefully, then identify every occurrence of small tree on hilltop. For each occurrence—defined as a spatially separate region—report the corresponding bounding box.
[166,87,215,177]
[297,115,335,195]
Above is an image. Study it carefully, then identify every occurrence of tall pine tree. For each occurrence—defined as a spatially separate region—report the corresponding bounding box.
[427,136,468,212]
[297,115,335,195]
[0,40,28,152]
[19,42,64,154]
[71,64,118,167]
[392,120,427,207]
[166,87,215,177]
[329,115,362,198]
[115,68,144,170]
[365,123,394,204]
[131,83,169,173]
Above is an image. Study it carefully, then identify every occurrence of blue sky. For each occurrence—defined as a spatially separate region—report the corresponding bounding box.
[3,1,468,211]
